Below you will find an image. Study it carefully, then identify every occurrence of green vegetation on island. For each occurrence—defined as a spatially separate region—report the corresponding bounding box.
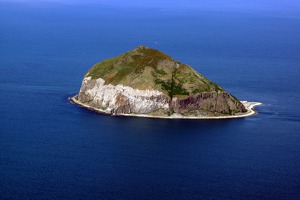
[87,46,224,100]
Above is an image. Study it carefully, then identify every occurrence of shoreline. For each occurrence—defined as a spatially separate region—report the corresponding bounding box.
[69,96,262,120]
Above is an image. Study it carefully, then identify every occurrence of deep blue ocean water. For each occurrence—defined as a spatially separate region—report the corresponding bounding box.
[1,2,300,200]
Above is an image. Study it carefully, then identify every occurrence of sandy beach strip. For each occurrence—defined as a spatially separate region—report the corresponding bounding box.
[69,96,262,120]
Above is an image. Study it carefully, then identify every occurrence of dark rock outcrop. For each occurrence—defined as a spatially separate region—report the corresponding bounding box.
[171,92,246,115]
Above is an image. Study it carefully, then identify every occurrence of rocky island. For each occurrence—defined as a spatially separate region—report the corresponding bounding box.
[70,46,261,119]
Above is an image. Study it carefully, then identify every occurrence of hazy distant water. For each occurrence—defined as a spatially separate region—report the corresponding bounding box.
[1,2,300,200]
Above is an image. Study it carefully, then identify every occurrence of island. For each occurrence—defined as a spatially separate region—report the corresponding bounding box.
[70,46,261,119]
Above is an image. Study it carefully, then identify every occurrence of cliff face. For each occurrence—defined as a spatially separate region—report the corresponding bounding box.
[171,92,246,115]
[75,46,246,117]
[78,77,170,115]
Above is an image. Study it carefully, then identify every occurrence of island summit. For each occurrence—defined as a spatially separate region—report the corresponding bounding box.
[70,46,261,119]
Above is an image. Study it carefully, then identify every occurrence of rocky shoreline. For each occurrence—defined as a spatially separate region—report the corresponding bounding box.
[69,95,262,120]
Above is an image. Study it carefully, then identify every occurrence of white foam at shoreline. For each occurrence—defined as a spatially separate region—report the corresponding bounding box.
[69,96,262,120]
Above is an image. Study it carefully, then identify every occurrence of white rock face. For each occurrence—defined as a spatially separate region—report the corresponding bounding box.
[78,77,170,115]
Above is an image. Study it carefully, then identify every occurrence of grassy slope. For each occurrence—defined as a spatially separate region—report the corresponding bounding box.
[86,46,225,98]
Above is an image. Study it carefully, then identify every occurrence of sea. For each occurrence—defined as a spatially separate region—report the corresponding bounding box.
[1,2,300,200]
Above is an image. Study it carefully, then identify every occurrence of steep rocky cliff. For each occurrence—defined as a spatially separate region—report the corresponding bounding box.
[74,46,246,117]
